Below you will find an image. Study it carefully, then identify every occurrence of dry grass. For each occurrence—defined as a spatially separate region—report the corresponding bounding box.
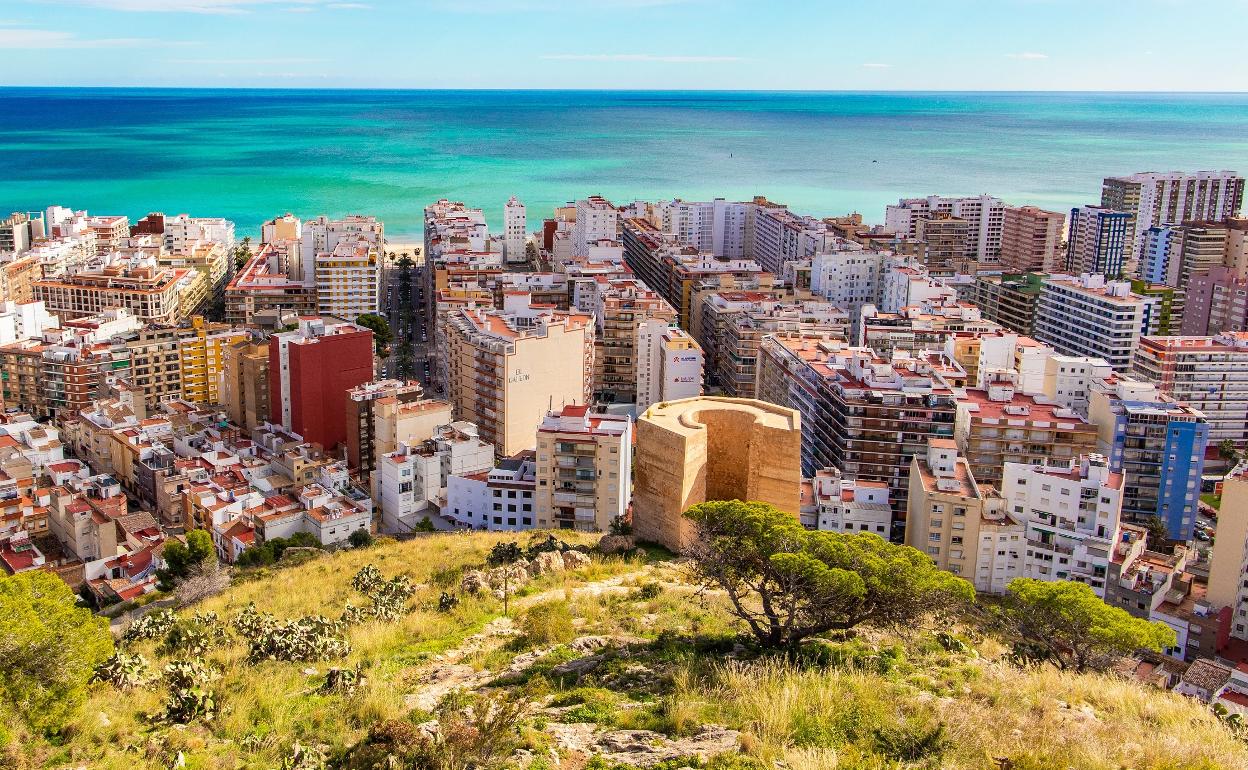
[672,656,1248,769]
[31,530,619,770]
[23,531,1248,770]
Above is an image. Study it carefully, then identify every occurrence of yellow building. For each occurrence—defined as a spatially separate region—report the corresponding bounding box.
[444,296,593,457]
[316,237,381,320]
[632,396,801,552]
[178,317,247,404]
[159,241,232,296]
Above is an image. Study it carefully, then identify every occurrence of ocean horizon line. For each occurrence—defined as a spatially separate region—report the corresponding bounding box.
[3,86,1248,96]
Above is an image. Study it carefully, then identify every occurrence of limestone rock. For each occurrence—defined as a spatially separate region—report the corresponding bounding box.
[460,570,489,594]
[596,535,635,555]
[561,550,592,570]
[532,551,565,575]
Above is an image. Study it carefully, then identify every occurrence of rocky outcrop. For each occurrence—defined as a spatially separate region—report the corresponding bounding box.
[548,723,740,767]
[596,535,635,555]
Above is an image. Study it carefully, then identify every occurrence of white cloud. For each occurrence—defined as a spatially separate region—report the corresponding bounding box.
[326,2,370,7]
[542,53,741,63]
[0,28,175,48]
[860,62,891,69]
[1006,52,1049,60]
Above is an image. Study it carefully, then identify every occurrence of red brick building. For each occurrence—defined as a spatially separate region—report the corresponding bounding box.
[269,317,373,452]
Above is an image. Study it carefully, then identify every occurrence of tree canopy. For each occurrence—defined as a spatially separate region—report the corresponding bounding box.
[0,570,113,732]
[157,529,214,590]
[355,313,393,355]
[999,578,1176,672]
[683,500,974,649]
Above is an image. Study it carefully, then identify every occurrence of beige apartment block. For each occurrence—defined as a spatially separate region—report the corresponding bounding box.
[373,397,453,460]
[633,396,801,552]
[534,405,632,532]
[1208,466,1248,642]
[906,439,1024,594]
[444,295,593,457]
[220,339,271,431]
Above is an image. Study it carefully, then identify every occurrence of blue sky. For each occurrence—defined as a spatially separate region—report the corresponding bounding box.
[1,0,1246,90]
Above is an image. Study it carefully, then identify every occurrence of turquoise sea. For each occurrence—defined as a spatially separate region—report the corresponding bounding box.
[2,89,1247,238]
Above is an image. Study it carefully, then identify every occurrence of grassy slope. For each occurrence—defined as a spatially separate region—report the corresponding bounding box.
[24,531,1248,770]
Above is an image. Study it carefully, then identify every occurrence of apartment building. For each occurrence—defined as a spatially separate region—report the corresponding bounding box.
[343,379,425,473]
[913,214,969,275]
[658,197,751,259]
[503,196,527,264]
[809,244,891,322]
[161,213,236,255]
[587,277,679,405]
[372,396,452,460]
[1207,466,1248,643]
[1134,333,1248,451]
[178,317,247,404]
[971,272,1045,336]
[1034,274,1148,372]
[444,294,593,457]
[0,212,42,255]
[220,339,271,431]
[1066,206,1132,277]
[885,194,1006,263]
[315,236,381,319]
[756,335,961,521]
[1040,355,1114,412]
[697,296,847,398]
[1182,266,1248,336]
[1101,170,1244,256]
[907,439,1024,594]
[533,406,632,532]
[1001,455,1124,597]
[225,245,318,325]
[268,317,375,452]
[752,205,829,274]
[446,450,537,531]
[573,196,619,257]
[124,326,184,406]
[621,218,768,329]
[806,467,892,536]
[1089,376,1208,540]
[158,241,231,298]
[375,421,493,534]
[635,320,703,412]
[955,381,1098,487]
[34,260,201,325]
[0,255,42,305]
[1142,223,1228,290]
[1000,206,1065,273]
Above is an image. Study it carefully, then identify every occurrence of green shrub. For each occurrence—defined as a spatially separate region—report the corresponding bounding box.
[520,601,576,646]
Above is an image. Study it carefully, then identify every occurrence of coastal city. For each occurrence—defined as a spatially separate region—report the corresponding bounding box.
[7,169,1248,766]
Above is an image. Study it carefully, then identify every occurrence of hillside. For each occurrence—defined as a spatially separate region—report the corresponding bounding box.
[11,531,1248,770]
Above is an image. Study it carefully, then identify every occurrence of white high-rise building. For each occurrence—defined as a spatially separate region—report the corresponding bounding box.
[1101,170,1245,257]
[503,196,527,265]
[659,198,750,259]
[885,194,1007,263]
[635,319,704,412]
[1034,274,1148,372]
[573,197,619,257]
[1002,455,1124,598]
[299,215,384,284]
